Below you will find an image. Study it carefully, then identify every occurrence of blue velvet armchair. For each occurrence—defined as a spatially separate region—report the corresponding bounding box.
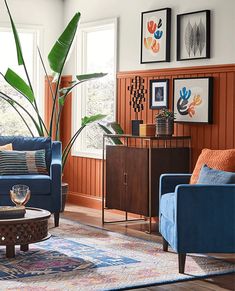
[0,136,62,227]
[159,173,235,273]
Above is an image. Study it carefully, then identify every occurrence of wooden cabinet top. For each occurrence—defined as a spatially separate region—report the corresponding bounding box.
[104,134,191,140]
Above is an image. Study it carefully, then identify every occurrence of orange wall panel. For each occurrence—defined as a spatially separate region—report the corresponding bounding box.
[51,64,235,207]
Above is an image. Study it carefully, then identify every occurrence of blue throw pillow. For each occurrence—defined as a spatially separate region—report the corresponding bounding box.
[197,164,235,184]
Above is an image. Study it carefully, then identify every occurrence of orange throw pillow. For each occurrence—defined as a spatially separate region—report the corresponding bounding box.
[0,143,13,151]
[190,148,235,184]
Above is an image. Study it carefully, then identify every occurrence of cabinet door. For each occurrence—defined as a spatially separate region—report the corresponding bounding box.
[106,146,126,211]
[125,147,149,216]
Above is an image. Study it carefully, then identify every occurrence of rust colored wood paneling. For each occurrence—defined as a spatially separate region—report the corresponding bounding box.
[117,64,235,168]
[50,64,235,208]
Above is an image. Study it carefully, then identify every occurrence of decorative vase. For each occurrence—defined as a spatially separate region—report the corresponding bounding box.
[155,118,174,136]
[131,120,143,136]
[61,182,68,212]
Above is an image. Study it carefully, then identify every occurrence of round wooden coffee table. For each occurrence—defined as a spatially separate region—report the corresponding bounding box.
[0,207,51,258]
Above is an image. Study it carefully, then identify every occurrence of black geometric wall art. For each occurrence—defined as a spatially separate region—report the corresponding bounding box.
[127,76,147,120]
[177,10,210,61]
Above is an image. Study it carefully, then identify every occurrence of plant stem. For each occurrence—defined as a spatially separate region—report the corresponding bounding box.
[55,81,81,140]
[62,125,85,170]
[37,47,55,101]
[0,92,43,136]
[49,28,77,138]
[1,96,35,137]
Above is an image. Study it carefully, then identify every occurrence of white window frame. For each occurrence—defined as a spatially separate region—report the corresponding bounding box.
[72,18,118,159]
[0,23,44,117]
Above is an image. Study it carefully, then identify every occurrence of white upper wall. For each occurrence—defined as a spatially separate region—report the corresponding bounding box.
[1,0,233,73]
[0,0,64,62]
[64,0,235,72]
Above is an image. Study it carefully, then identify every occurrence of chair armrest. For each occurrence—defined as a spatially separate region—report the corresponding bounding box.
[159,174,191,196]
[175,184,235,252]
[50,142,62,209]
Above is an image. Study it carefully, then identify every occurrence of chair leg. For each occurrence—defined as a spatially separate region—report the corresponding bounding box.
[54,212,60,227]
[162,237,168,252]
[178,253,186,273]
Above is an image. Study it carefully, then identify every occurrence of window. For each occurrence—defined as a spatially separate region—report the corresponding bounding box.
[0,26,42,136]
[72,18,117,159]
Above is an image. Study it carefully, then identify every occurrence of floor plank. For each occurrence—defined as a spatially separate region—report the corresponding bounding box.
[61,204,235,291]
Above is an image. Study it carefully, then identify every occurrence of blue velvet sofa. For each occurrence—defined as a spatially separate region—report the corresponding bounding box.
[0,136,62,227]
[159,173,235,273]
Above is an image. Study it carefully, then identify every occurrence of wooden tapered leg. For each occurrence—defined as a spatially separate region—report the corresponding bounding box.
[54,212,60,227]
[178,253,186,273]
[162,237,168,251]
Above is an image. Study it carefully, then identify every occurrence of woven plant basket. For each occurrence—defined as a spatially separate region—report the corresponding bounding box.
[61,182,68,212]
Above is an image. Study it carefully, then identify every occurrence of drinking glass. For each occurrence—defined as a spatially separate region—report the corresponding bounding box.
[10,185,31,207]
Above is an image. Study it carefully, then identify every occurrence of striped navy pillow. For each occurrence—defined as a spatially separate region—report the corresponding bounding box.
[0,150,48,175]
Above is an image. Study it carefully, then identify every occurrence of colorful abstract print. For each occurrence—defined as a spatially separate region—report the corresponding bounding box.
[144,18,163,54]
[177,87,202,118]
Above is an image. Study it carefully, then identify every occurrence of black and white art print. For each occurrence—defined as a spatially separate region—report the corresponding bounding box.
[177,10,210,61]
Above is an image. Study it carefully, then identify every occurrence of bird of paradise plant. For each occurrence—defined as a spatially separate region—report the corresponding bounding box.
[0,0,106,171]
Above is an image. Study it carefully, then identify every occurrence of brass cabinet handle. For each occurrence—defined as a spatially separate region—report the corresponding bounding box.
[124,172,127,185]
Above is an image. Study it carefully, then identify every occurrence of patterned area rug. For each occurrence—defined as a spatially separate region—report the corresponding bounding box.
[0,218,234,291]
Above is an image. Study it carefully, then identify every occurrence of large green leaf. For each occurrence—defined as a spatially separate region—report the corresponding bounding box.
[81,114,106,126]
[58,72,107,108]
[48,12,81,74]
[4,0,23,66]
[59,72,107,95]
[110,122,124,134]
[98,123,123,145]
[76,73,107,81]
[4,68,35,103]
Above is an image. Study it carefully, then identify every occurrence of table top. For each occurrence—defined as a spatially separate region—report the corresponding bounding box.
[103,134,191,140]
[0,207,51,224]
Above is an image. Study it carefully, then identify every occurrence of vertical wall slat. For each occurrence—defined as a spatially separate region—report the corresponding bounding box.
[226,72,234,148]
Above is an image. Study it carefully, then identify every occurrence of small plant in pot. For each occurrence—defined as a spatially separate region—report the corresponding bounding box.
[155,109,175,136]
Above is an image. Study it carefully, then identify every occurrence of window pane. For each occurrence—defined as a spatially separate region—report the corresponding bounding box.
[76,22,116,154]
[0,30,36,136]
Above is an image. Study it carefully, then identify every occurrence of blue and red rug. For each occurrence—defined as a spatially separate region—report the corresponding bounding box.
[0,218,234,290]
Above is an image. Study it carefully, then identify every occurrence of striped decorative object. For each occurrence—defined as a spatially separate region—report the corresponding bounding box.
[0,150,48,175]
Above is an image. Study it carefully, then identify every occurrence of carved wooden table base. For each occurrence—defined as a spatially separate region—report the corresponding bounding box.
[0,208,51,258]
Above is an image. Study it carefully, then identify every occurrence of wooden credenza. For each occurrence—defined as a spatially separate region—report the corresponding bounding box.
[102,135,191,231]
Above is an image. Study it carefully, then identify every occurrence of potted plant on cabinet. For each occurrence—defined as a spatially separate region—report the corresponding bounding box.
[155,108,175,136]
[0,0,107,211]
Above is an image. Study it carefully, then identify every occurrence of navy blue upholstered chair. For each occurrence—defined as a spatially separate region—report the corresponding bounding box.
[0,136,62,227]
[159,173,235,273]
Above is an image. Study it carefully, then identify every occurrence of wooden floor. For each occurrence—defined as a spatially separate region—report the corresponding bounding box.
[62,204,235,291]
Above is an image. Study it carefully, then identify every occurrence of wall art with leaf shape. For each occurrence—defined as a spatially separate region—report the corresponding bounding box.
[173,77,213,123]
[177,10,210,61]
[141,8,171,63]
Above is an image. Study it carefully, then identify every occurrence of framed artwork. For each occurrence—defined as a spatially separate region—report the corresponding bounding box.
[177,10,210,61]
[149,79,169,109]
[141,8,171,63]
[173,77,213,123]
